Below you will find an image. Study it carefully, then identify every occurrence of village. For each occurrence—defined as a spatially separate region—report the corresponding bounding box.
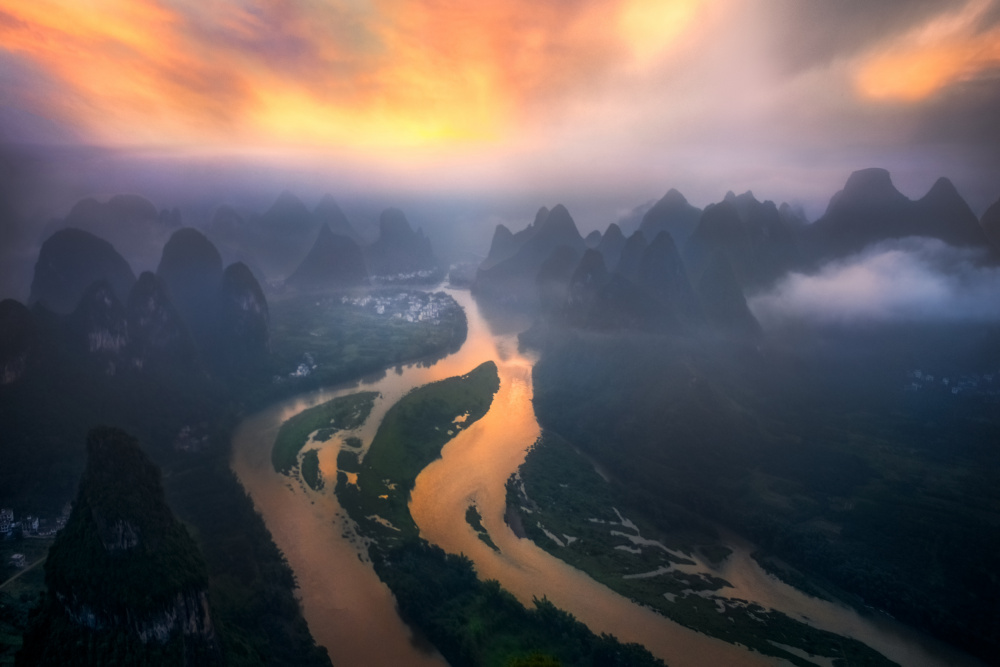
[904,368,1000,397]
[1,507,64,577]
[340,290,454,325]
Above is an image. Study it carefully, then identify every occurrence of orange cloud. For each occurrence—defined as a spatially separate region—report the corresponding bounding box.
[0,0,719,150]
[855,0,1000,102]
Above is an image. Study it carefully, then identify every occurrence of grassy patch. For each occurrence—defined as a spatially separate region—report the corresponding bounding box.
[465,505,499,552]
[697,544,732,566]
[512,432,898,667]
[333,363,664,667]
[0,538,51,665]
[336,450,361,474]
[271,391,378,474]
[338,361,500,539]
[266,290,467,402]
[301,450,323,491]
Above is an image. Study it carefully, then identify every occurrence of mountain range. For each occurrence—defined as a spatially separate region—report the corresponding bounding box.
[477,167,998,339]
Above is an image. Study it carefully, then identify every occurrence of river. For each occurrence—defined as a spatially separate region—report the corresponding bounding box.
[231,287,982,667]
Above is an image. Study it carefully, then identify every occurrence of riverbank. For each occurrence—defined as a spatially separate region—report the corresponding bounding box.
[332,359,666,667]
[509,431,896,666]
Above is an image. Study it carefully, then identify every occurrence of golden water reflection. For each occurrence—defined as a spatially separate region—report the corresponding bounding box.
[233,287,979,667]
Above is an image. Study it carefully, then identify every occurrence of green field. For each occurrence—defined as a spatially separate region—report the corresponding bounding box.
[266,290,467,402]
[271,391,378,475]
[511,432,897,666]
[333,362,665,667]
[528,322,1000,663]
[337,361,500,538]
[300,450,323,491]
[0,539,52,666]
[465,505,499,552]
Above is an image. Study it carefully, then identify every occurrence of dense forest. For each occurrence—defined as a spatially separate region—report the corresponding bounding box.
[526,322,1000,661]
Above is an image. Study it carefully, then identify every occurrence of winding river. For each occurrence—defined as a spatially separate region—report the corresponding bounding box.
[232,287,982,667]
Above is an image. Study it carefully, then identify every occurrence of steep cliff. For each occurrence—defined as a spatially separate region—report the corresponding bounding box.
[18,426,221,665]
[216,262,270,377]
[30,228,136,315]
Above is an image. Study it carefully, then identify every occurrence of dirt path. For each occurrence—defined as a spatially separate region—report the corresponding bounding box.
[0,557,45,590]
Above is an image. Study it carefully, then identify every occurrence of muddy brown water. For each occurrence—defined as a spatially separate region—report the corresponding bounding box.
[232,288,982,667]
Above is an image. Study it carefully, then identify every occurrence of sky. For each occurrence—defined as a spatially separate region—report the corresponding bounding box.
[2,0,1000,214]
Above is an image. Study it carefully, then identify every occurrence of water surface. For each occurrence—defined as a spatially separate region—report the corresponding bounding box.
[233,288,981,667]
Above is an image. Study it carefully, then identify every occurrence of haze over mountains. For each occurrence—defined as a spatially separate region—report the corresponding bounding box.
[9,166,999,382]
[474,167,1000,338]
[1,163,999,664]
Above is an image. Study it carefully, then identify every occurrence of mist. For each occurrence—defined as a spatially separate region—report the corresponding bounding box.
[749,237,1000,328]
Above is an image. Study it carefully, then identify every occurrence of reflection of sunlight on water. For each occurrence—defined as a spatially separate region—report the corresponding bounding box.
[408,329,770,667]
[235,286,971,667]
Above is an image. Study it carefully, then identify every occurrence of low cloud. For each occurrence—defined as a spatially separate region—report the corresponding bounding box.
[749,238,1000,327]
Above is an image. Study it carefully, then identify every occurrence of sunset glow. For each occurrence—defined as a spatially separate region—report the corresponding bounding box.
[1,0,695,149]
[855,0,1000,101]
[0,0,998,202]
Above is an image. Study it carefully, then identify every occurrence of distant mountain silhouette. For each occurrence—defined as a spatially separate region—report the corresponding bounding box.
[30,228,136,314]
[684,200,751,285]
[564,248,610,327]
[205,205,245,248]
[67,194,159,227]
[584,230,602,247]
[58,194,174,269]
[586,273,662,331]
[778,202,808,229]
[804,168,989,263]
[640,189,702,247]
[312,194,361,244]
[481,223,518,270]
[286,223,368,289]
[0,299,34,385]
[259,190,314,237]
[473,204,585,307]
[366,208,436,276]
[69,281,129,376]
[536,245,582,314]
[126,272,199,375]
[612,200,656,236]
[638,231,700,327]
[695,255,761,337]
[156,228,223,347]
[595,223,626,270]
[18,427,220,665]
[916,177,988,247]
[250,190,318,278]
[728,192,801,286]
[614,230,647,281]
[216,262,270,377]
[982,196,1000,251]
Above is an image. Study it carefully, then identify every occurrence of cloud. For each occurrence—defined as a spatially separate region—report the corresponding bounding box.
[0,0,998,210]
[749,238,1000,327]
[852,0,1000,102]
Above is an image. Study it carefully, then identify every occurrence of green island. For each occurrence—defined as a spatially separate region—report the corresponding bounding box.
[0,286,470,665]
[300,450,323,491]
[338,361,501,538]
[465,505,499,552]
[510,432,898,667]
[335,362,665,667]
[271,391,379,475]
